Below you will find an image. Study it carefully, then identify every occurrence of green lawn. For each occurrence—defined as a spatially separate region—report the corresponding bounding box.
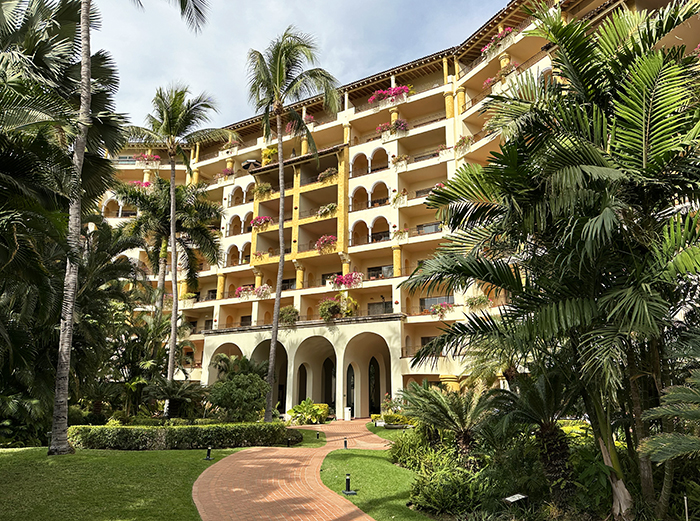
[292,427,327,448]
[320,449,428,521]
[365,421,409,443]
[0,430,325,521]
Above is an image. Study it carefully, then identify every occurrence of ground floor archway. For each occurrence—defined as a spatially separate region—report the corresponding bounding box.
[251,341,287,414]
[343,332,392,418]
[293,336,336,409]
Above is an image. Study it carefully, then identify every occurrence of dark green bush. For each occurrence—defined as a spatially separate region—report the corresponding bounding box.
[193,418,220,425]
[411,460,485,514]
[165,418,190,426]
[390,428,431,470]
[382,413,414,425]
[67,422,298,450]
[68,406,87,426]
[209,373,270,422]
[130,417,163,426]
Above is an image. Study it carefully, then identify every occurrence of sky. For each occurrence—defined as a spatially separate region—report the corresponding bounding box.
[92,0,510,128]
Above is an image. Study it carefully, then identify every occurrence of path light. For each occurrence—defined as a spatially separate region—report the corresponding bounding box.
[287,438,291,447]
[342,473,357,496]
[344,437,347,449]
[316,432,320,440]
[204,446,212,460]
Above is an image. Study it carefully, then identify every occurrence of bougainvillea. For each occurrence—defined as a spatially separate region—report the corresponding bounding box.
[481,27,515,54]
[133,153,160,162]
[331,271,363,289]
[368,85,410,104]
[430,302,454,319]
[251,216,273,229]
[315,235,337,253]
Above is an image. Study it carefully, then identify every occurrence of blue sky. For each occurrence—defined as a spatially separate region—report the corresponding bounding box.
[92,0,509,128]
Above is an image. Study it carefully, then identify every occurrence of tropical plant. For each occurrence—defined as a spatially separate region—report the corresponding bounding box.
[279,305,300,326]
[401,382,490,463]
[252,182,272,198]
[247,26,339,421]
[144,378,207,419]
[318,297,341,322]
[114,176,223,312]
[316,203,337,217]
[401,2,700,517]
[317,168,337,182]
[126,85,232,417]
[209,353,268,380]
[209,373,270,422]
[287,398,326,425]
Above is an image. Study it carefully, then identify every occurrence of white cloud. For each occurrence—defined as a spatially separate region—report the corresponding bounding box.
[92,0,508,127]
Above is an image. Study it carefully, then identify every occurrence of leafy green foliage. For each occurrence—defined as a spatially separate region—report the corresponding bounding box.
[279,305,299,326]
[67,422,296,450]
[209,373,270,423]
[287,398,328,425]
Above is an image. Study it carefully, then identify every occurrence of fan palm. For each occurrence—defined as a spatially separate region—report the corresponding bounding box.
[210,353,268,380]
[400,381,490,464]
[402,2,700,517]
[113,176,223,312]
[247,26,339,422]
[126,84,231,417]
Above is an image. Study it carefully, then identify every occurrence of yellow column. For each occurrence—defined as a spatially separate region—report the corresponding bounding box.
[143,170,151,183]
[226,158,234,171]
[439,375,460,392]
[442,56,449,84]
[453,56,460,79]
[195,143,200,163]
[336,150,350,252]
[295,264,305,289]
[389,107,399,124]
[191,168,200,184]
[342,259,351,275]
[392,245,402,277]
[343,123,351,144]
[499,52,511,70]
[186,171,192,185]
[444,92,454,119]
[456,87,466,115]
[253,267,263,288]
[301,135,309,155]
[180,281,188,296]
[216,273,226,300]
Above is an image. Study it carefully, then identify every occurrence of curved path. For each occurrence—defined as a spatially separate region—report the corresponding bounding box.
[193,419,389,521]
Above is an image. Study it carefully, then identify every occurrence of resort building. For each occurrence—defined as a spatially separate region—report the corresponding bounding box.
[102,0,700,419]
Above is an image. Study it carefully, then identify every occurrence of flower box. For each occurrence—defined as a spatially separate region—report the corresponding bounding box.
[219,146,238,158]
[180,298,196,309]
[438,148,453,162]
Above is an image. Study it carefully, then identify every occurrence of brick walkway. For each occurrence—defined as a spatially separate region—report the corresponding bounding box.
[192,419,389,521]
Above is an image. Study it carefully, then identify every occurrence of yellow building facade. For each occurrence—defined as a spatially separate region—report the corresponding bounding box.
[102,0,700,419]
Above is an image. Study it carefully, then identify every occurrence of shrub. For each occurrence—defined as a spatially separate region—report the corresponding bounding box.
[193,418,220,425]
[67,422,298,450]
[130,417,163,426]
[411,463,485,515]
[68,406,87,426]
[318,297,341,322]
[253,182,272,198]
[382,413,414,425]
[288,398,328,425]
[390,428,432,471]
[371,414,382,422]
[108,410,131,425]
[165,418,191,426]
[209,373,270,423]
[279,305,300,326]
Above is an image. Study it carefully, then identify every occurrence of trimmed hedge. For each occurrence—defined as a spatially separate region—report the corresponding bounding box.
[68,422,303,450]
[382,413,415,425]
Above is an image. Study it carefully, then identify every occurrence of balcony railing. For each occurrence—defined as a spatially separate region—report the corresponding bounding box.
[299,205,339,219]
[407,223,442,238]
[350,164,388,178]
[350,198,389,212]
[349,231,391,246]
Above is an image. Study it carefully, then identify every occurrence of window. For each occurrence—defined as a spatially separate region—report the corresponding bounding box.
[421,336,437,346]
[240,315,252,326]
[204,319,213,330]
[415,187,433,198]
[280,278,295,291]
[206,289,217,301]
[371,230,390,242]
[189,320,198,332]
[419,295,454,312]
[367,265,393,279]
[368,301,393,315]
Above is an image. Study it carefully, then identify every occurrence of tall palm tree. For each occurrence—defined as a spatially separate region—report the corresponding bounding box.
[49,0,212,454]
[114,176,223,313]
[210,353,268,380]
[402,2,700,517]
[247,27,339,421]
[128,84,229,417]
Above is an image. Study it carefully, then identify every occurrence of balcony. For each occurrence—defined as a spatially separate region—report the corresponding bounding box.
[408,222,442,238]
[349,197,389,213]
[349,231,391,247]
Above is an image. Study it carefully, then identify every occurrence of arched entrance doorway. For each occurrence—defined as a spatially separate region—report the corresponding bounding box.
[293,336,337,408]
[343,332,392,418]
[251,341,287,414]
[206,342,243,385]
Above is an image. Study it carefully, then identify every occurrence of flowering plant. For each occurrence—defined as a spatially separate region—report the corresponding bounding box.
[318,296,341,322]
[254,284,272,299]
[214,168,234,180]
[392,227,409,239]
[430,301,454,319]
[316,203,337,217]
[129,180,151,188]
[392,119,409,132]
[133,153,160,162]
[253,182,273,198]
[368,85,410,104]
[376,122,392,133]
[391,154,410,166]
[315,234,337,253]
[455,135,475,150]
[433,182,445,190]
[317,167,338,182]
[304,114,315,123]
[252,251,265,260]
[483,62,520,89]
[436,144,449,152]
[465,295,493,310]
[251,215,273,229]
[331,271,363,289]
[480,27,515,55]
[234,285,254,299]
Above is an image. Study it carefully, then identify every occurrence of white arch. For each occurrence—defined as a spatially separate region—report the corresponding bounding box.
[349,185,369,198]
[370,215,390,228]
[369,146,388,160]
[351,220,369,233]
[369,180,389,193]
[350,152,368,165]
[226,244,240,256]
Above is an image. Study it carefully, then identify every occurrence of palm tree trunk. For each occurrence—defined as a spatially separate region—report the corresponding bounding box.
[264,112,285,422]
[164,155,179,417]
[627,350,655,501]
[48,0,92,456]
[154,237,168,317]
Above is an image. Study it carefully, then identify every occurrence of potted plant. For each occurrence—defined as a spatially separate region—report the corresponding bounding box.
[454,135,475,155]
[254,284,272,299]
[279,305,300,326]
[253,182,273,199]
[437,144,452,161]
[317,167,338,182]
[251,215,273,230]
[330,271,363,290]
[133,153,161,168]
[480,26,517,57]
[465,295,492,310]
[214,168,234,183]
[261,146,278,166]
[234,286,254,299]
[316,202,337,218]
[367,85,410,106]
[252,251,265,261]
[430,301,454,319]
[391,154,410,170]
[318,297,342,322]
[315,234,337,253]
[180,292,197,308]
[392,118,409,133]
[219,140,240,157]
[392,227,409,240]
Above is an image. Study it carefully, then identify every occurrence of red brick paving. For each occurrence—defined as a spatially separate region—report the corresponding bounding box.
[192,419,389,521]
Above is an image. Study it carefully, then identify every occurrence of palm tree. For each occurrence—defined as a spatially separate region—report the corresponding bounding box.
[402,2,700,517]
[489,372,577,505]
[114,176,223,312]
[247,27,339,421]
[400,381,490,464]
[127,84,231,417]
[210,353,268,380]
[49,0,211,455]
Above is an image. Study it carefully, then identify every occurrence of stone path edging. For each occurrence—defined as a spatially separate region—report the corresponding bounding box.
[192,419,388,521]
